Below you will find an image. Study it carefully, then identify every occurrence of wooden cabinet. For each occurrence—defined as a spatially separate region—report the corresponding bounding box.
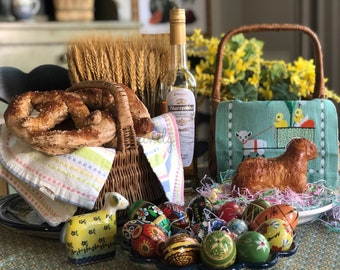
[0,21,140,72]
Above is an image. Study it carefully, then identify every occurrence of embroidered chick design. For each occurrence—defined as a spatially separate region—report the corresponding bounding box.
[293,108,315,127]
[274,113,288,128]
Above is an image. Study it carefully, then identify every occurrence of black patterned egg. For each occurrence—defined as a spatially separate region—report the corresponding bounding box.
[200,230,236,269]
[161,233,200,267]
[128,200,171,236]
[242,199,271,226]
[187,195,214,224]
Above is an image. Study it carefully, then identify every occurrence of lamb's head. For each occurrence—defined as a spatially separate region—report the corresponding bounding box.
[104,192,129,213]
[287,138,318,160]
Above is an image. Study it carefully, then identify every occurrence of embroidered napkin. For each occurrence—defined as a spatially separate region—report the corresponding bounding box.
[0,113,184,226]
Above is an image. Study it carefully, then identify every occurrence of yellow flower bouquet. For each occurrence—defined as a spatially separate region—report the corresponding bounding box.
[187,29,340,102]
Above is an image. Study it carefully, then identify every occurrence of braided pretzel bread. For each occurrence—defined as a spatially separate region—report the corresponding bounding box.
[4,90,116,155]
[66,81,154,137]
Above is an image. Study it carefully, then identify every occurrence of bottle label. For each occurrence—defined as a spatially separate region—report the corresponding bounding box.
[166,88,195,167]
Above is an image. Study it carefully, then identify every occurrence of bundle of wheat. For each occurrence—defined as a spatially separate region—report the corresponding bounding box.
[66,34,170,117]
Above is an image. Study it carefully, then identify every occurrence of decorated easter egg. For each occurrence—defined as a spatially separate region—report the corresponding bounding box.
[121,219,151,248]
[216,201,243,223]
[131,223,168,258]
[193,218,228,243]
[161,233,200,267]
[159,202,190,233]
[235,231,270,264]
[187,195,214,224]
[227,218,248,236]
[128,200,171,235]
[250,204,299,231]
[242,199,271,226]
[200,230,236,269]
[256,218,294,252]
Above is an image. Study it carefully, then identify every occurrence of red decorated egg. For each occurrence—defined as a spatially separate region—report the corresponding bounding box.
[128,200,171,235]
[159,202,190,233]
[256,218,294,252]
[121,219,151,247]
[187,195,214,224]
[131,223,168,258]
[200,230,236,268]
[235,231,270,264]
[216,201,243,223]
[161,233,200,267]
[250,204,299,231]
[242,199,271,226]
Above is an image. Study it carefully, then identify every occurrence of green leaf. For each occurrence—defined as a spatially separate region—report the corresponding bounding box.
[272,83,299,100]
[230,81,258,101]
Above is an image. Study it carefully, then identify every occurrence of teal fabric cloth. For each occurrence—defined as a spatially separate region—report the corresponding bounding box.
[215,99,339,188]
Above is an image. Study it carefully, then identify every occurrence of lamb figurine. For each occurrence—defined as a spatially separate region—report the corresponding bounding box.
[231,138,318,194]
[60,192,129,265]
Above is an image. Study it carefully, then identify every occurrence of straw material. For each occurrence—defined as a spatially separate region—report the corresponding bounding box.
[53,0,94,21]
[67,81,167,213]
[208,24,327,177]
[66,34,170,117]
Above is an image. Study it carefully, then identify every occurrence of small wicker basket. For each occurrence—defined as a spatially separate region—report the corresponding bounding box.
[66,80,168,215]
[53,0,94,21]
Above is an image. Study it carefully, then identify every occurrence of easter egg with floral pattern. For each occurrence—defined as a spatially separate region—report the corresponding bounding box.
[255,218,294,252]
[235,231,270,263]
[131,223,168,258]
[128,200,171,235]
[159,202,190,233]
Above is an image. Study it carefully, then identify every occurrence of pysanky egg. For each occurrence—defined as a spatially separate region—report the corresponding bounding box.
[216,201,243,223]
[235,231,270,264]
[159,202,190,232]
[121,219,151,247]
[193,218,228,243]
[227,218,248,236]
[255,218,293,252]
[250,204,299,231]
[128,200,171,235]
[187,195,214,224]
[131,223,168,258]
[161,233,200,267]
[242,199,271,226]
[200,230,236,269]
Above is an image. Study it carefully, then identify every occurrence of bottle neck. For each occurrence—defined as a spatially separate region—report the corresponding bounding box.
[170,43,188,70]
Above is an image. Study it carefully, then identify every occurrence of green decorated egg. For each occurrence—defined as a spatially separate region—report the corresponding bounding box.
[255,218,294,252]
[161,233,200,267]
[128,200,171,235]
[235,231,270,264]
[200,231,236,269]
[242,199,271,226]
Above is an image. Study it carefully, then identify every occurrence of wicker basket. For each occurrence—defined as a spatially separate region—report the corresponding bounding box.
[208,24,327,177]
[66,80,168,213]
[53,0,94,21]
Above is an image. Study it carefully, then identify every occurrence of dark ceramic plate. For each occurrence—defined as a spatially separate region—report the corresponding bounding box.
[0,194,63,238]
[128,239,298,270]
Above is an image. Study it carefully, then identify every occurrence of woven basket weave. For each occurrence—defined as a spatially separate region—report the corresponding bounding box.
[53,0,94,21]
[67,80,168,212]
[208,23,327,177]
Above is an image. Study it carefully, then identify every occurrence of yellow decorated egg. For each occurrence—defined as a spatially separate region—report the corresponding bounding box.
[200,231,236,269]
[250,204,299,231]
[255,218,294,252]
[161,233,200,267]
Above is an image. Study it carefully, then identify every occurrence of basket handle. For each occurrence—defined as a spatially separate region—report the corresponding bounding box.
[67,80,138,151]
[212,23,326,105]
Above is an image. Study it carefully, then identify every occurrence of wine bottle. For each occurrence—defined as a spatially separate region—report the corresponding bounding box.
[161,7,197,189]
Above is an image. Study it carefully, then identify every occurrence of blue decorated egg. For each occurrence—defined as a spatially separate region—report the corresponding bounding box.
[227,218,248,237]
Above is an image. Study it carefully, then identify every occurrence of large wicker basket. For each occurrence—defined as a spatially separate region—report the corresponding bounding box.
[208,24,327,177]
[67,80,168,212]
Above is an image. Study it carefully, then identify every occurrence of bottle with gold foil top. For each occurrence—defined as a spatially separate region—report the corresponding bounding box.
[161,7,197,187]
